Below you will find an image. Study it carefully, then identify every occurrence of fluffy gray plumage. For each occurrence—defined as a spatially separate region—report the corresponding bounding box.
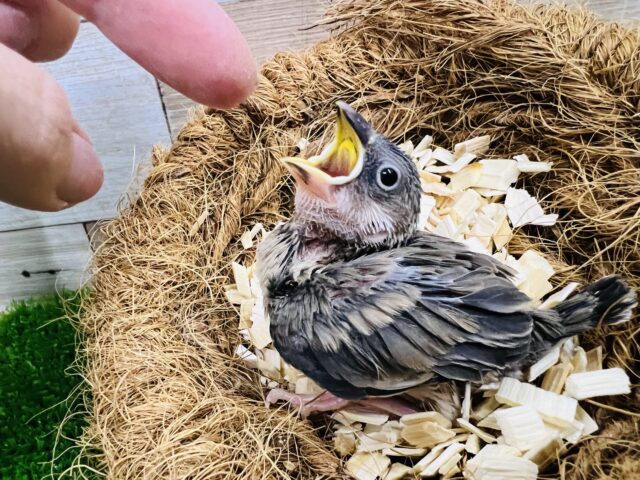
[256,103,637,400]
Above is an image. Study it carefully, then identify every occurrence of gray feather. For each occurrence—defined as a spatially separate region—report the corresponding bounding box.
[259,228,538,399]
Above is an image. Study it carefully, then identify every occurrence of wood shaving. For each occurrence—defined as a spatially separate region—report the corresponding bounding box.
[495,406,548,451]
[188,209,209,236]
[296,137,310,152]
[523,435,565,469]
[234,344,258,369]
[477,412,500,431]
[471,397,500,422]
[514,154,553,173]
[585,346,603,372]
[454,135,491,157]
[457,418,498,444]
[496,377,578,428]
[401,411,452,429]
[340,411,390,426]
[571,347,588,374]
[462,383,472,421]
[383,463,414,480]
[335,430,357,456]
[465,451,538,480]
[541,363,573,394]
[401,421,456,448]
[383,446,428,457]
[528,341,562,381]
[231,262,252,298]
[505,187,558,227]
[428,152,476,173]
[564,368,631,400]
[414,442,465,476]
[476,160,520,190]
[346,452,391,480]
[432,147,456,165]
[465,434,481,455]
[414,135,434,156]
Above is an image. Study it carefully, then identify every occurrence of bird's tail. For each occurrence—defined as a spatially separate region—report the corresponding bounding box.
[532,275,635,345]
[552,276,637,336]
[528,275,635,364]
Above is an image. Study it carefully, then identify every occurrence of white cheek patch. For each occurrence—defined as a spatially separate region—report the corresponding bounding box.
[295,190,340,228]
[358,203,395,236]
[295,189,325,212]
[295,187,395,241]
[336,189,394,237]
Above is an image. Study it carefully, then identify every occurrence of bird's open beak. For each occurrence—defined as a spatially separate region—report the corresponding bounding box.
[281,102,375,202]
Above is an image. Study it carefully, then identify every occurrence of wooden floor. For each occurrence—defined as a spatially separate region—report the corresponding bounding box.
[0,0,638,308]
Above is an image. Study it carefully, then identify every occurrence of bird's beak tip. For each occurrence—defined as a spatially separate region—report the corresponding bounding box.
[281,156,336,202]
[335,101,376,146]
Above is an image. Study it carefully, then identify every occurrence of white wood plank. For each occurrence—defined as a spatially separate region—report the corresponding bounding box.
[523,0,640,20]
[584,0,640,20]
[84,220,107,251]
[161,0,330,139]
[225,0,329,64]
[0,224,92,309]
[0,23,171,232]
[159,83,203,141]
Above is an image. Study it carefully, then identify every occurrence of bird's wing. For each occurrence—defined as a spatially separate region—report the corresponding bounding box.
[271,232,535,397]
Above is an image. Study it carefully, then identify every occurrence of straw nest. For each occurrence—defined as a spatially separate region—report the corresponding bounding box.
[77,1,640,478]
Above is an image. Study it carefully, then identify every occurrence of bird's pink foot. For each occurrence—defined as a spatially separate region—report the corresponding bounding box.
[266,389,350,417]
[265,388,417,418]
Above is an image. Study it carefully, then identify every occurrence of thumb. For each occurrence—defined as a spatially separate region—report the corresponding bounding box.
[59,0,257,108]
[0,44,103,211]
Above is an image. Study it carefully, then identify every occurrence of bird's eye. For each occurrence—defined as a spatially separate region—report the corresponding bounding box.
[377,166,400,190]
[274,278,297,298]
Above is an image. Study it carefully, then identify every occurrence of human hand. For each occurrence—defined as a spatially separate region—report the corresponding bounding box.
[0,0,256,211]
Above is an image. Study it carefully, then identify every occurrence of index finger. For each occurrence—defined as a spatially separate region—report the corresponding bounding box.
[60,0,257,108]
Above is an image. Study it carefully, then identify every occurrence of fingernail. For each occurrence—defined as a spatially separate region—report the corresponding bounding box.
[57,132,104,205]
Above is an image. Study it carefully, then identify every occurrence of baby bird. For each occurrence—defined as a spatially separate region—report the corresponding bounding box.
[256,102,637,415]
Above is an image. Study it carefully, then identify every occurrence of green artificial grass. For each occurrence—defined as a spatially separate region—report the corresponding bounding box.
[0,293,91,480]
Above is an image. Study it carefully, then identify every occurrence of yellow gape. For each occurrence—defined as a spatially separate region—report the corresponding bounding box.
[329,138,358,178]
[279,103,365,194]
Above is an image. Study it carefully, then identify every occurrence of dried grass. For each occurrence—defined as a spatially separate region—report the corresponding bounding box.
[77,1,640,478]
